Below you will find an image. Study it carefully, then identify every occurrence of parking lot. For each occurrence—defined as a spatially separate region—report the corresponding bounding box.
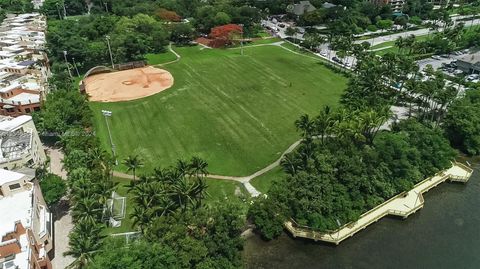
[417,50,480,82]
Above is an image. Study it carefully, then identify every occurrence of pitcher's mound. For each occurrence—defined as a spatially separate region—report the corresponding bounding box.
[84,66,174,102]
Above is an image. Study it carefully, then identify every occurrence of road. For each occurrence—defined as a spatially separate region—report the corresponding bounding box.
[357,17,480,47]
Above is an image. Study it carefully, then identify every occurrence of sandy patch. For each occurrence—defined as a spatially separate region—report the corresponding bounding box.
[84,66,174,102]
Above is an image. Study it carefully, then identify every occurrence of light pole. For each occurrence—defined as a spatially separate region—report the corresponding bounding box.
[63,50,73,80]
[72,57,80,77]
[105,35,114,69]
[240,24,244,56]
[102,110,117,166]
[63,2,67,19]
[56,3,62,19]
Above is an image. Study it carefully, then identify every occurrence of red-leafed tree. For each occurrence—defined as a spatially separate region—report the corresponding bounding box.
[208,24,243,48]
[156,8,182,22]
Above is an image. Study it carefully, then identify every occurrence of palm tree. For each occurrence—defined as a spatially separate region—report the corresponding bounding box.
[174,159,190,176]
[295,114,315,139]
[123,155,144,181]
[395,36,405,54]
[64,220,104,269]
[358,108,391,144]
[189,156,208,178]
[131,205,153,234]
[71,197,102,224]
[315,106,332,144]
[280,153,298,176]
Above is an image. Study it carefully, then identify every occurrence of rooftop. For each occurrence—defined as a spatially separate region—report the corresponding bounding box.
[0,115,32,131]
[0,168,26,185]
[458,52,480,64]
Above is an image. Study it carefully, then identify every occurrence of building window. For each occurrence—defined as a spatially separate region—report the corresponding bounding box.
[25,108,31,113]
[8,183,21,190]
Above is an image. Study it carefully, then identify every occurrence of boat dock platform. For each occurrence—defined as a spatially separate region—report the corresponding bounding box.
[285,162,474,245]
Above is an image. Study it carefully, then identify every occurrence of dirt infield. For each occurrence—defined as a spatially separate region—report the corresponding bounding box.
[84,66,174,102]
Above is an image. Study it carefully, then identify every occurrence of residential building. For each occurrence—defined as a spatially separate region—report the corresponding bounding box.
[370,0,405,13]
[428,0,454,6]
[32,0,45,9]
[288,1,317,16]
[0,169,53,269]
[0,13,48,117]
[0,115,46,170]
[456,52,480,74]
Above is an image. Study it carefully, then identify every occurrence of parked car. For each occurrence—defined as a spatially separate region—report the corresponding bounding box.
[467,74,479,81]
[332,56,341,62]
[278,23,285,28]
[454,70,464,75]
[431,55,441,60]
[440,54,450,58]
[320,51,327,57]
[453,51,462,56]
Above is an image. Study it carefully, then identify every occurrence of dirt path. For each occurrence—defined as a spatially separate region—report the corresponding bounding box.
[47,147,75,269]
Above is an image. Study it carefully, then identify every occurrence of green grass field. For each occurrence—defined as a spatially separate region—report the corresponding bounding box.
[145,50,178,65]
[250,166,285,194]
[91,45,346,176]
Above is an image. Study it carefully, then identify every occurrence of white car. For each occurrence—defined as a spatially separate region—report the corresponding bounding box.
[320,51,327,57]
[454,70,464,75]
[467,74,479,80]
[431,55,441,60]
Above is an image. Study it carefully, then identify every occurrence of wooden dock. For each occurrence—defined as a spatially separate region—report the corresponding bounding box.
[285,162,474,245]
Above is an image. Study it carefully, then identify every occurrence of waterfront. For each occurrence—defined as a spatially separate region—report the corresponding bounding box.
[244,166,480,269]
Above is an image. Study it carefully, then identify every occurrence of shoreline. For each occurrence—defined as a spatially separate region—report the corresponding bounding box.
[284,162,473,245]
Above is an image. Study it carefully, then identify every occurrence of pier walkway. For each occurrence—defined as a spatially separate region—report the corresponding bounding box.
[285,162,474,245]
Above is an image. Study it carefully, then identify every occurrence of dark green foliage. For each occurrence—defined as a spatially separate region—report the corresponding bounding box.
[47,14,168,72]
[250,107,456,236]
[32,89,92,135]
[444,90,480,155]
[0,0,33,14]
[88,200,245,269]
[39,173,67,206]
[87,238,180,269]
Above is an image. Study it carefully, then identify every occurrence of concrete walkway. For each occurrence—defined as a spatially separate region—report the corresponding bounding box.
[285,162,474,245]
[47,147,75,269]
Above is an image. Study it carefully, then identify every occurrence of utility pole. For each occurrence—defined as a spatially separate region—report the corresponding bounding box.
[106,35,114,69]
[63,51,73,80]
[102,110,117,166]
[72,57,80,77]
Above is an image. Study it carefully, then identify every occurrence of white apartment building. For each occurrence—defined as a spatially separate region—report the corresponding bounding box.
[0,169,53,269]
[0,115,46,170]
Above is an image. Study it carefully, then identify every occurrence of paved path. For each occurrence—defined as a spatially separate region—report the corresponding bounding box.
[285,163,474,244]
[113,138,304,197]
[155,43,181,66]
[46,147,75,269]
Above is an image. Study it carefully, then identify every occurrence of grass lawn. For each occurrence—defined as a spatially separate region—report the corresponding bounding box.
[103,177,247,235]
[371,34,431,51]
[250,166,285,194]
[145,50,178,65]
[90,44,346,176]
[205,178,247,202]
